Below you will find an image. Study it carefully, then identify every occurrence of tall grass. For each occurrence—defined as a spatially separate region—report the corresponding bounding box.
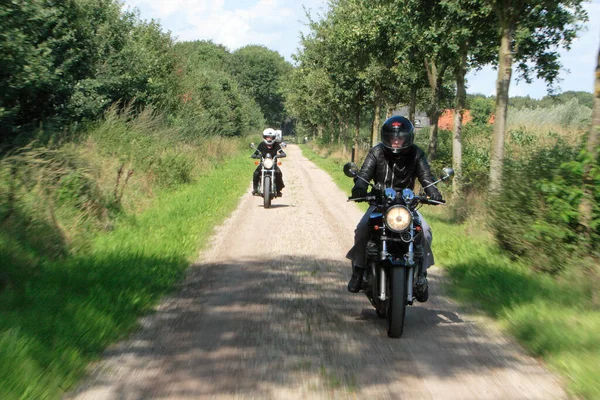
[300,143,600,399]
[0,151,252,399]
[507,98,592,135]
[0,104,256,398]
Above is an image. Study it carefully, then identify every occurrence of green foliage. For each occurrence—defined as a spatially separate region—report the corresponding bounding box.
[509,91,594,110]
[228,45,292,126]
[172,41,265,138]
[490,140,598,273]
[468,96,495,125]
[0,0,179,142]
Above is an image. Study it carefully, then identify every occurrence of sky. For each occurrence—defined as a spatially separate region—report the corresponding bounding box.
[121,0,600,99]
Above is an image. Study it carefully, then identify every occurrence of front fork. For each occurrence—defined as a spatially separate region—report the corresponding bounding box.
[377,225,415,304]
[260,169,274,194]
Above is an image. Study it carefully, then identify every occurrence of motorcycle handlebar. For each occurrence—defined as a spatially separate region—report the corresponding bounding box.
[418,196,446,205]
[348,195,446,205]
[347,196,376,202]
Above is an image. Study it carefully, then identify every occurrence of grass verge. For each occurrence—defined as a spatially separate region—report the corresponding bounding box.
[300,144,600,400]
[0,152,251,399]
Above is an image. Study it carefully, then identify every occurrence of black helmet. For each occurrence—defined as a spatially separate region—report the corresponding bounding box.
[381,116,414,155]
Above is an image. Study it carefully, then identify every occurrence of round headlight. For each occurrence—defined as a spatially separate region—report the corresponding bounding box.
[263,158,274,169]
[385,206,412,232]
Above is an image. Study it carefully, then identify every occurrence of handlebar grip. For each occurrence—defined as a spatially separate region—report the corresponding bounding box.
[418,196,445,205]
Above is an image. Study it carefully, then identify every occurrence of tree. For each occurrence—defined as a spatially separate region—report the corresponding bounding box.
[579,44,599,243]
[438,0,497,198]
[485,0,587,193]
[228,45,292,126]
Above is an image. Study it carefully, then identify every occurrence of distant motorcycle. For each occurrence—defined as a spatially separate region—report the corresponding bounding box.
[250,142,286,208]
[344,162,453,338]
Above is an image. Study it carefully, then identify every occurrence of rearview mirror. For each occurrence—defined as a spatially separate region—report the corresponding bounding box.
[343,162,359,177]
[442,167,454,179]
[250,143,256,149]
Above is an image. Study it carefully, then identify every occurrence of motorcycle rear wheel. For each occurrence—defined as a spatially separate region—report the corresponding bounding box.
[387,267,407,338]
[263,176,272,208]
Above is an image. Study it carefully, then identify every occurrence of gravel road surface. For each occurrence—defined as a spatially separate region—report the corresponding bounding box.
[68,144,567,399]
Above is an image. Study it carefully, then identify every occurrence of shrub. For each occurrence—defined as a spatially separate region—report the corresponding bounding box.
[490,140,598,273]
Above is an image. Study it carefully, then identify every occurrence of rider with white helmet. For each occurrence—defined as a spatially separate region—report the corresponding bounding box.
[251,128,286,196]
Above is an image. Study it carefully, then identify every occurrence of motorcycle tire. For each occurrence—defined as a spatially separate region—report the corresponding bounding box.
[387,267,407,338]
[263,176,272,208]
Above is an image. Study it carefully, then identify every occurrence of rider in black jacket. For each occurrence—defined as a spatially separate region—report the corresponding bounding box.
[251,128,286,196]
[346,116,443,301]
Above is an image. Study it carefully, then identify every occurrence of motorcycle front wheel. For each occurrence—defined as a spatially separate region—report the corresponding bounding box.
[387,267,407,338]
[263,175,272,208]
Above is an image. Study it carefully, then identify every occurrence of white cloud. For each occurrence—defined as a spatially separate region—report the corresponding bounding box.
[122,0,597,97]
[121,0,328,60]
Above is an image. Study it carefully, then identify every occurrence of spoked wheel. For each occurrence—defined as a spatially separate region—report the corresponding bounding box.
[263,176,271,208]
[387,267,407,338]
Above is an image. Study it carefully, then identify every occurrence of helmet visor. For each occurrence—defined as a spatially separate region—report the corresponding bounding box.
[382,130,412,151]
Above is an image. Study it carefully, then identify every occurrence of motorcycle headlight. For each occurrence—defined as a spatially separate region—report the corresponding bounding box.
[263,158,274,169]
[385,206,412,232]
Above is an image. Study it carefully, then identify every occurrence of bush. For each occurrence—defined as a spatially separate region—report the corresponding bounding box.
[490,140,598,273]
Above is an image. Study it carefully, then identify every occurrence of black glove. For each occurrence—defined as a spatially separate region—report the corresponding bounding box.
[425,187,443,202]
[351,188,368,199]
[251,152,260,159]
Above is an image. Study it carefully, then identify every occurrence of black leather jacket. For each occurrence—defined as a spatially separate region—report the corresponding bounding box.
[252,142,286,159]
[353,144,440,196]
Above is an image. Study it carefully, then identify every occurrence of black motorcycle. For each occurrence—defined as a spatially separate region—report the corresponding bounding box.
[344,162,453,338]
[250,143,286,209]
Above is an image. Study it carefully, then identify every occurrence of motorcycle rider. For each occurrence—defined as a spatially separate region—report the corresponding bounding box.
[346,116,443,302]
[251,128,286,197]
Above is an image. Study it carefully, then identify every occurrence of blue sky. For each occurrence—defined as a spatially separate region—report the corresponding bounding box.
[122,0,600,99]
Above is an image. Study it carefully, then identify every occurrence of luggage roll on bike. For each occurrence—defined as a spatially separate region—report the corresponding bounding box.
[344,162,453,338]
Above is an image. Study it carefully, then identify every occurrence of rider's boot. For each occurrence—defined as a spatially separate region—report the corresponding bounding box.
[347,265,364,293]
[415,271,429,302]
[252,184,259,196]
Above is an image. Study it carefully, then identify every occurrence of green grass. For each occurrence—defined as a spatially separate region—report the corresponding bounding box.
[300,144,600,400]
[0,152,251,399]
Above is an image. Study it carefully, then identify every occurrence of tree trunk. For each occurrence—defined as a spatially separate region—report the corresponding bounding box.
[581,45,600,306]
[580,45,600,235]
[409,86,417,124]
[489,26,513,194]
[371,91,381,147]
[354,105,361,162]
[317,125,324,139]
[453,48,467,200]
[386,105,395,119]
[425,58,446,160]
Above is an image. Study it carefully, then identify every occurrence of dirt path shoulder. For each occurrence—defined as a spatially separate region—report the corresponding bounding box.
[67,144,567,399]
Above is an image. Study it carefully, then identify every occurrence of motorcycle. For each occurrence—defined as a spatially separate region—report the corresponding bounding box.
[250,142,286,208]
[343,162,453,338]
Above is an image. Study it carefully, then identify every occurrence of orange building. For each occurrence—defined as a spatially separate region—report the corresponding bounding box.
[437,109,473,130]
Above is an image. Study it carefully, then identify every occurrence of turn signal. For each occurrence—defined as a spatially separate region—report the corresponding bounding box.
[278,162,282,166]
[374,225,380,231]
[415,226,422,232]
[255,161,259,166]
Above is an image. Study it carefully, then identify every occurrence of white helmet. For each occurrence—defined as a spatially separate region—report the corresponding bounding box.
[262,128,276,145]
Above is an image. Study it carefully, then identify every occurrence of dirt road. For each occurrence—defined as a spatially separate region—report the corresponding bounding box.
[68,144,566,399]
